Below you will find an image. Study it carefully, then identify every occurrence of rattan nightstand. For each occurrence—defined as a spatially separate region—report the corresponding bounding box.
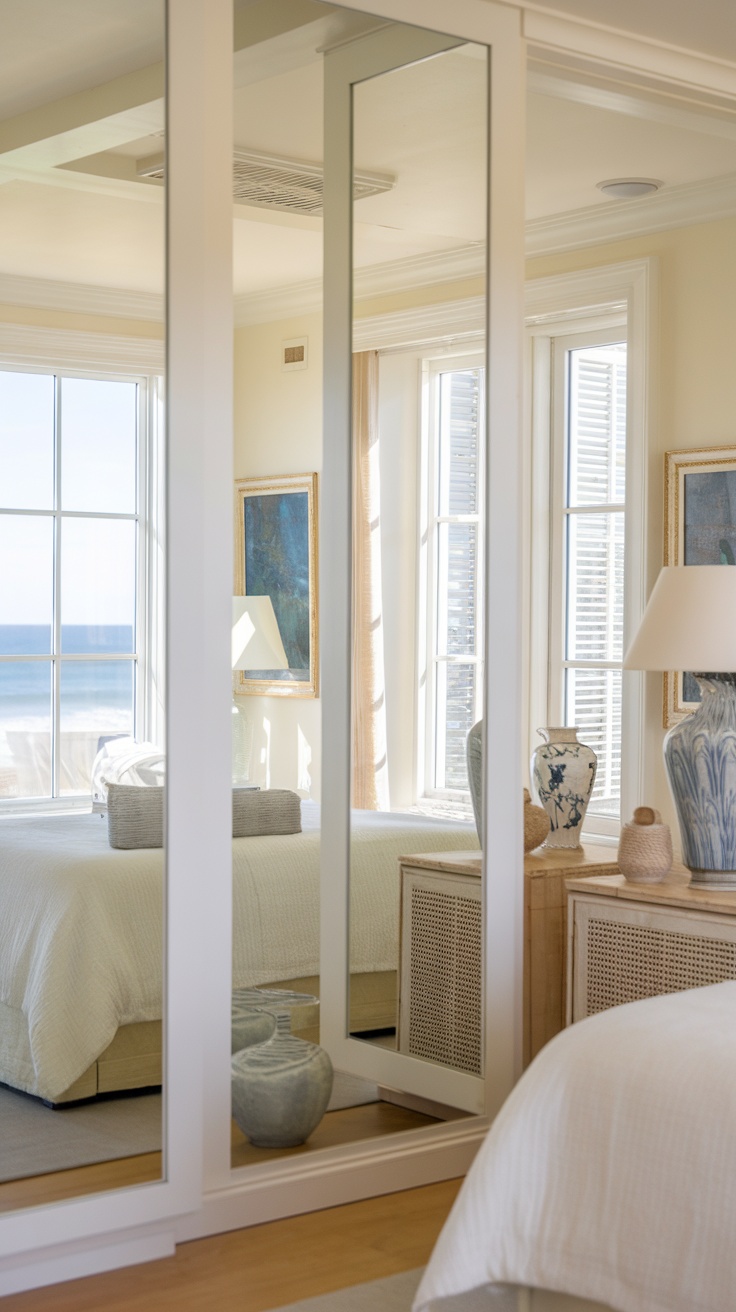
[396,845,619,1075]
[566,872,736,1024]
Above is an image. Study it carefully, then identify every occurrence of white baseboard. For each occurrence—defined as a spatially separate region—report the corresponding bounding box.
[175,1118,487,1242]
[0,1225,175,1299]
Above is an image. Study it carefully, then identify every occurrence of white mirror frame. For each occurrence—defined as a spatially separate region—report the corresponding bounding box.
[0,0,234,1294]
[0,0,525,1291]
[318,0,526,1124]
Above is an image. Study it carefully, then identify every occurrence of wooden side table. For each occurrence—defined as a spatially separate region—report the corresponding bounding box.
[396,844,619,1075]
[566,871,736,1024]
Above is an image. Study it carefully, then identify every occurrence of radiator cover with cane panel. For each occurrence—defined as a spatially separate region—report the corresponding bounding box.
[398,866,482,1074]
[568,887,736,1023]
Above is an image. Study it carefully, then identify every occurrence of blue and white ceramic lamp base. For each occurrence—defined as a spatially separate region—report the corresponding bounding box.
[665,675,736,888]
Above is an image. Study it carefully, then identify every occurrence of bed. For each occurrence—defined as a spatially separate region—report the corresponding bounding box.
[414,982,736,1312]
[0,802,478,1104]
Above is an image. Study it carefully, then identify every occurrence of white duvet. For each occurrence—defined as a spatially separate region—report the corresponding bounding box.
[0,806,477,1100]
[415,982,736,1312]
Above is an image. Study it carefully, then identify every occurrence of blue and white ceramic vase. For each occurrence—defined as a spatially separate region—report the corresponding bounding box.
[664,674,736,887]
[531,727,597,850]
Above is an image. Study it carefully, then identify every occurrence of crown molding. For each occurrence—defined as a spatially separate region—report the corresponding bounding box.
[0,272,163,322]
[1,169,735,333]
[522,8,736,106]
[525,170,736,256]
[354,297,485,352]
[233,243,485,326]
[528,68,736,142]
[0,323,164,374]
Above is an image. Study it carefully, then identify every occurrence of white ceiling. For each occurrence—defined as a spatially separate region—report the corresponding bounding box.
[0,0,735,301]
[0,0,164,121]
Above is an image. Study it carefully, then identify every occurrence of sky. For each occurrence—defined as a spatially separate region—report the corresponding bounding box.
[0,371,137,627]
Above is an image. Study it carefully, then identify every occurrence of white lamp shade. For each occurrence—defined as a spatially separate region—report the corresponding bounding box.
[232,596,288,671]
[623,566,736,672]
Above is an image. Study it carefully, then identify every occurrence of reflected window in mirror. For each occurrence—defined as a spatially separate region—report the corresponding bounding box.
[0,0,166,1208]
[419,355,485,820]
[0,369,165,808]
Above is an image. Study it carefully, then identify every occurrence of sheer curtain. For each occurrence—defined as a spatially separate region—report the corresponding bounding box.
[351,351,390,810]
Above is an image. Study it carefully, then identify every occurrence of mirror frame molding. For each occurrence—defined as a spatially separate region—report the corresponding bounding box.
[0,0,234,1293]
[5,0,726,1292]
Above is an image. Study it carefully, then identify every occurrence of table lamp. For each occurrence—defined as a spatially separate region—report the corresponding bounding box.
[623,565,736,886]
[231,596,288,783]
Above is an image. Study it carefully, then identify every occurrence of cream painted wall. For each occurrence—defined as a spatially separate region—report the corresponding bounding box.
[232,216,736,823]
[233,312,322,797]
[528,216,736,840]
[0,304,163,338]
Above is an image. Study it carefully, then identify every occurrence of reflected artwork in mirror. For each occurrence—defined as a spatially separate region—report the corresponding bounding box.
[0,0,165,1209]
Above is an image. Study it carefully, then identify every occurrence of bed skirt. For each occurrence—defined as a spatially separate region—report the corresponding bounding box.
[5,970,397,1105]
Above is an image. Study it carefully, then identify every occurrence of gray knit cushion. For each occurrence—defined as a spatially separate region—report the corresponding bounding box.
[106,784,301,848]
[232,788,301,837]
[107,783,164,849]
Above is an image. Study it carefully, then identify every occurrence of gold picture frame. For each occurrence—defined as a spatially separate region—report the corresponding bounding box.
[234,473,319,698]
[664,445,736,726]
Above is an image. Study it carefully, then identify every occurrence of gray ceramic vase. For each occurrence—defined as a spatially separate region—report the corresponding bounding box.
[231,998,277,1054]
[231,1013,334,1148]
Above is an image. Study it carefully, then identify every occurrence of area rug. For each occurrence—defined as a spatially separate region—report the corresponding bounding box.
[0,1069,377,1183]
[268,1267,424,1311]
[0,1087,162,1183]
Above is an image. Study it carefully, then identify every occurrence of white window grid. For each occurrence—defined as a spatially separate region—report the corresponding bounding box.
[0,365,163,812]
[549,330,627,833]
[419,352,485,806]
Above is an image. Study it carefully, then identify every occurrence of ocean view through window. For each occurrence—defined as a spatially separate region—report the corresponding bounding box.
[0,368,154,805]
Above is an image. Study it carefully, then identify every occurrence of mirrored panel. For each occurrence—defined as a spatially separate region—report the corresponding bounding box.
[229,0,487,1170]
[348,43,487,1108]
[0,0,165,1209]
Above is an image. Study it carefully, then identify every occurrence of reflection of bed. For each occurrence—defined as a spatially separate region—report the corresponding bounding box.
[414,983,736,1312]
[0,804,478,1103]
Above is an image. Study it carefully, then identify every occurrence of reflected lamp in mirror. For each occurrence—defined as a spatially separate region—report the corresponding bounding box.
[231,597,288,783]
[623,565,736,886]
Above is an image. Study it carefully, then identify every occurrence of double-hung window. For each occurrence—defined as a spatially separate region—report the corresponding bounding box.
[0,367,162,808]
[419,354,485,812]
[549,332,627,830]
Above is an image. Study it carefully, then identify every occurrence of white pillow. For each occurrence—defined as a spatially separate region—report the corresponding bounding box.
[91,738,165,812]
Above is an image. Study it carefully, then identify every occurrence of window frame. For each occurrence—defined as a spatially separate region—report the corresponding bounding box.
[525,259,654,843]
[0,363,164,814]
[549,328,627,834]
[418,349,485,810]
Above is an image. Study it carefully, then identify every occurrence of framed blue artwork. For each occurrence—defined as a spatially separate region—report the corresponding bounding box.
[664,446,736,724]
[234,473,318,697]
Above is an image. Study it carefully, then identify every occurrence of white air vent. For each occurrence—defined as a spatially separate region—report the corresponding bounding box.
[136,148,395,216]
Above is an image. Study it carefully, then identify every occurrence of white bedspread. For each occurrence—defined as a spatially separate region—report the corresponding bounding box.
[0,807,477,1100]
[415,983,736,1312]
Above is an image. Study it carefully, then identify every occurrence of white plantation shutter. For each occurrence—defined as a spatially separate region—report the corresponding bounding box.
[564,344,626,819]
[426,363,484,802]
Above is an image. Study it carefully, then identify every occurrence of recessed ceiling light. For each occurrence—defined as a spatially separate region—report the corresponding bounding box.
[596,178,663,199]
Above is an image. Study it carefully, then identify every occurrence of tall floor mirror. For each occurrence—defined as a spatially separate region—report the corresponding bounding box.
[0,0,166,1208]
[229,0,489,1170]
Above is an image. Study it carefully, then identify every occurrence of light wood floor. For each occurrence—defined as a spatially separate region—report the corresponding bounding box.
[0,1100,445,1213]
[232,1099,464,1168]
[0,1153,161,1215]
[1,1177,463,1311]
